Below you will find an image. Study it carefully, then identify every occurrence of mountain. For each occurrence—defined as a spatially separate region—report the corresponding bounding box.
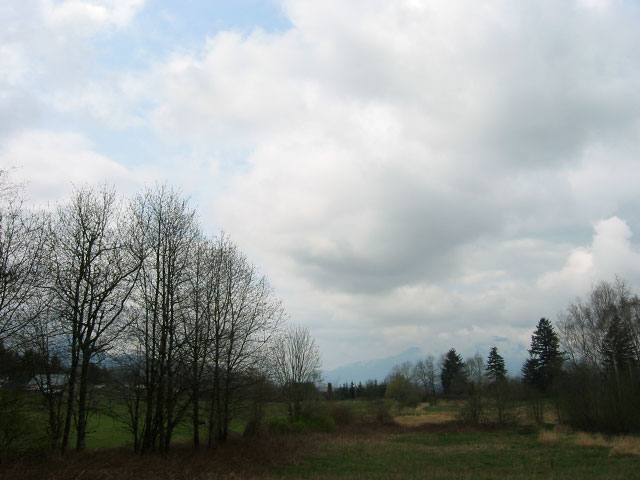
[323,347,424,385]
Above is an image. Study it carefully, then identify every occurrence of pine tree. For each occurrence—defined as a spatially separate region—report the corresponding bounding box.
[600,314,636,379]
[441,348,467,395]
[485,346,507,382]
[522,318,563,393]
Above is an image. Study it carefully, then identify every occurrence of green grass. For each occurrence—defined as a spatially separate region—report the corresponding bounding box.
[277,429,640,479]
[6,396,640,480]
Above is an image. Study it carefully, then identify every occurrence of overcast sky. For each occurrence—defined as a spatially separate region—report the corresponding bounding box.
[3,0,640,371]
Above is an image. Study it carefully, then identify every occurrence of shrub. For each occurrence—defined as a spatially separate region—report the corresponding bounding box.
[362,400,395,426]
[302,412,336,433]
[330,404,354,426]
[266,409,336,435]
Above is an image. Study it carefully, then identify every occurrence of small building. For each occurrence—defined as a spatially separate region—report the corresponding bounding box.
[26,374,68,393]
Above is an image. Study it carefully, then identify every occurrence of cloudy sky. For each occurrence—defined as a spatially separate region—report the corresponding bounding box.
[3,0,640,372]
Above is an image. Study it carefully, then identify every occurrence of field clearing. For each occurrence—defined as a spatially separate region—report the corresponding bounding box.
[394,401,460,426]
[4,422,640,479]
[276,427,640,479]
[3,399,640,479]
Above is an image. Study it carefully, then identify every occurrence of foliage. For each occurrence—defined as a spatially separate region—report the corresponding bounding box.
[329,404,354,426]
[440,348,467,395]
[485,346,507,382]
[522,318,563,394]
[384,370,420,408]
[266,407,336,435]
[557,279,640,434]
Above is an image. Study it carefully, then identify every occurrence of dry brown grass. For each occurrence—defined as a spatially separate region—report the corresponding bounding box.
[394,401,459,426]
[538,427,640,457]
[0,434,322,480]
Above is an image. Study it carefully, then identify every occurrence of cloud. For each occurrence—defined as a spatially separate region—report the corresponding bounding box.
[42,0,145,33]
[0,0,146,137]
[0,130,145,204]
[538,217,640,298]
[4,0,640,370]
[134,0,640,366]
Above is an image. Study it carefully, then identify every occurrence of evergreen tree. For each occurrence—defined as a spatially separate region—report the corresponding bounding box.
[600,313,636,379]
[441,348,466,395]
[485,346,507,382]
[522,318,563,393]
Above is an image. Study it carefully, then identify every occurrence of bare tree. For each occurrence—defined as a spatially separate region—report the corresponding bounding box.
[182,236,214,447]
[465,353,485,387]
[271,325,321,420]
[559,278,640,374]
[0,171,46,344]
[129,185,199,453]
[50,186,139,452]
[206,235,283,444]
[413,355,437,399]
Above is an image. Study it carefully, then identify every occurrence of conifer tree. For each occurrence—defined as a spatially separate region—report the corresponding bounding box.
[440,348,466,394]
[522,318,563,393]
[485,346,507,382]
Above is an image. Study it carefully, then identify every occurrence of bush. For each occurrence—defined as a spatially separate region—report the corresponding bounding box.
[0,391,43,458]
[302,411,336,433]
[374,405,395,425]
[557,364,640,434]
[266,409,336,435]
[361,400,395,426]
[330,404,354,426]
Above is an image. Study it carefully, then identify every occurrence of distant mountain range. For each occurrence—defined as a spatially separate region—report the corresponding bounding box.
[323,347,424,385]
[322,345,528,386]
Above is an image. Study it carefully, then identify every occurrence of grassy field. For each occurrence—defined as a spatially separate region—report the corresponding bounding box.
[277,426,640,479]
[2,399,640,479]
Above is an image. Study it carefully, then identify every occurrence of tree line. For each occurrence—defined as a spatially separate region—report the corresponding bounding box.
[377,278,640,433]
[0,171,322,454]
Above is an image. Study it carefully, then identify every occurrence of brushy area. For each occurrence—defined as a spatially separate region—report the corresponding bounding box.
[539,426,640,457]
[0,434,320,480]
[3,401,640,480]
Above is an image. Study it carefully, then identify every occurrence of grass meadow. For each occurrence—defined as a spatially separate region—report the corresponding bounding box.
[2,399,639,479]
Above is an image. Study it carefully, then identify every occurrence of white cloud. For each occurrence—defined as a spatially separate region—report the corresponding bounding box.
[0,0,146,137]
[538,217,640,298]
[42,0,145,32]
[0,130,145,204]
[4,0,640,370]
[134,0,640,366]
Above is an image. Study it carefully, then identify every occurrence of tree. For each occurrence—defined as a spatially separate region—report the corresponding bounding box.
[270,325,321,420]
[182,236,214,448]
[129,184,199,453]
[204,234,283,445]
[51,186,139,452]
[413,355,437,399]
[485,346,507,383]
[0,171,46,344]
[559,278,639,376]
[440,349,467,395]
[522,318,563,394]
[557,279,640,433]
[386,362,420,407]
[465,353,485,387]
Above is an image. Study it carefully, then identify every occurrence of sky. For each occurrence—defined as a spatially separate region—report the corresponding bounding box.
[3,0,640,373]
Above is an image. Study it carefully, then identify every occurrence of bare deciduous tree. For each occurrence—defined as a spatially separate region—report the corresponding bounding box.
[51,186,139,452]
[0,171,46,344]
[413,355,437,398]
[206,235,283,444]
[129,185,199,453]
[271,325,321,420]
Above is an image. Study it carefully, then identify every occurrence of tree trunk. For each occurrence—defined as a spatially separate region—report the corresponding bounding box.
[75,350,91,451]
